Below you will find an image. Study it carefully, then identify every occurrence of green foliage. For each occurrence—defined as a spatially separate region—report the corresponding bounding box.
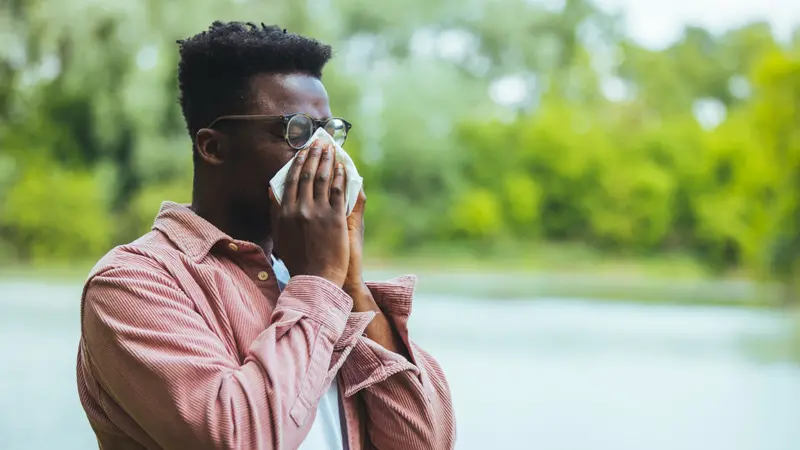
[1,165,112,263]
[449,188,503,240]
[502,173,542,234]
[0,0,798,301]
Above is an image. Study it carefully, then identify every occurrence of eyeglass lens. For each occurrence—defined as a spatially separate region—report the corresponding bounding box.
[286,115,348,149]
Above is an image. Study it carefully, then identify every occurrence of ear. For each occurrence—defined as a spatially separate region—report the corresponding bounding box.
[195,128,229,166]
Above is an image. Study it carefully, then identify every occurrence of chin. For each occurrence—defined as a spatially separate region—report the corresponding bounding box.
[231,200,269,230]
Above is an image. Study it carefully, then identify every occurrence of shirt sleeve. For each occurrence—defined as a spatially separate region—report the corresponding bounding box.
[338,275,457,450]
[80,263,372,450]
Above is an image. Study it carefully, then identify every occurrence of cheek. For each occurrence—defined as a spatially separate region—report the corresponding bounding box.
[234,139,292,179]
[265,146,297,179]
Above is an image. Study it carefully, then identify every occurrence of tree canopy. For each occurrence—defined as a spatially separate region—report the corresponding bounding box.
[1,0,798,300]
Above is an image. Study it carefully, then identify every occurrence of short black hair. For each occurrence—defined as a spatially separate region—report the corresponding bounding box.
[176,21,332,142]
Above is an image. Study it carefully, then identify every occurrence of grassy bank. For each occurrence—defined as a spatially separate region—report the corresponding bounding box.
[0,243,783,308]
[365,242,720,278]
[364,243,785,308]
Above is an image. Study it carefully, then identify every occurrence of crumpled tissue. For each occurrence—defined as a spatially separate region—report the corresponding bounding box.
[269,127,363,216]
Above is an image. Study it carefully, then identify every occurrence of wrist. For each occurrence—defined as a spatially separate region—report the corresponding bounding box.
[345,282,380,313]
[312,269,346,288]
[343,279,368,297]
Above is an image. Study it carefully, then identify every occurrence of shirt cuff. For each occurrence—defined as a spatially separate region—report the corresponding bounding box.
[365,275,424,369]
[275,275,353,333]
[365,275,416,320]
[327,311,376,379]
[339,336,419,397]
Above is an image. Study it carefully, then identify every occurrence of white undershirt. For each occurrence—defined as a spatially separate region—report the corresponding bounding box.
[298,383,345,450]
[271,256,347,450]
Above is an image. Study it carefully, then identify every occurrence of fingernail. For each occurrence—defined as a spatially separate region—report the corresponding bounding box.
[297,150,307,161]
[337,163,344,174]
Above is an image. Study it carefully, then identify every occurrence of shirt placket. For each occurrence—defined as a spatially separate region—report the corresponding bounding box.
[224,240,281,305]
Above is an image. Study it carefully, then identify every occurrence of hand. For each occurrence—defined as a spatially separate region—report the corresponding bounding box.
[339,190,407,356]
[269,142,349,287]
[341,189,407,356]
[343,190,367,293]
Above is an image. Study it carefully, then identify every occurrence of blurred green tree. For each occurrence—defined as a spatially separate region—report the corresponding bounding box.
[0,0,797,303]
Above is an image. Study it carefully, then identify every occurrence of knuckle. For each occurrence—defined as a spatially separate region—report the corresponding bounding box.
[315,173,328,183]
[300,171,313,182]
[330,185,344,196]
[298,205,316,220]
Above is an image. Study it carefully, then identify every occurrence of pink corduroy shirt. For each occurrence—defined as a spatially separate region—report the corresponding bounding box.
[76,202,456,450]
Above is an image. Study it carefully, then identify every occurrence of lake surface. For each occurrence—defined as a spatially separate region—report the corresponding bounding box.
[1,278,799,450]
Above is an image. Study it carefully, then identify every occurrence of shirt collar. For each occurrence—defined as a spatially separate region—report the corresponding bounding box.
[151,201,232,262]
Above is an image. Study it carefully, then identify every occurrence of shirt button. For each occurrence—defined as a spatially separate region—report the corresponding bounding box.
[257,271,269,281]
[228,242,239,251]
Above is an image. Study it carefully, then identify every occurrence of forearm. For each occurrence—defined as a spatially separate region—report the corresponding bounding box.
[337,337,456,449]
[360,345,457,449]
[337,277,456,449]
[84,272,372,450]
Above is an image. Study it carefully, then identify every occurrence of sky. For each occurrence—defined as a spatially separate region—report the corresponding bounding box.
[594,0,800,49]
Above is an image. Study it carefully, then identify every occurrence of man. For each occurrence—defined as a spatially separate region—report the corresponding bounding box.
[76,21,455,450]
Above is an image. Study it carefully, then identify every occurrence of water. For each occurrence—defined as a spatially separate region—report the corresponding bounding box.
[1,279,799,450]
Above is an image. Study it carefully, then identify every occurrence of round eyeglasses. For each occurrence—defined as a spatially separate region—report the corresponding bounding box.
[207,113,352,149]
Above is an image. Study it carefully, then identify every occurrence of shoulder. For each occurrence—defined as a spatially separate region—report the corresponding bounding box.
[81,231,191,315]
[87,230,183,281]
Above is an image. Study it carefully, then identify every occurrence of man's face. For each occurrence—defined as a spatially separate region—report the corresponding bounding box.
[216,72,333,231]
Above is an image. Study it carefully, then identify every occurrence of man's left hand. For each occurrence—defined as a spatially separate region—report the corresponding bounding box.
[343,189,368,294]
[340,188,409,357]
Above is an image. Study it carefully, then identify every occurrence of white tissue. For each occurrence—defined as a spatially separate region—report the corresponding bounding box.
[269,128,363,216]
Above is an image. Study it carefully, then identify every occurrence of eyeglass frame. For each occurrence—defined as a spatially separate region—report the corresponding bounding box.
[206,113,353,150]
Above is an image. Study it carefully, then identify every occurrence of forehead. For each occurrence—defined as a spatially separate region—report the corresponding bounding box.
[248,73,332,119]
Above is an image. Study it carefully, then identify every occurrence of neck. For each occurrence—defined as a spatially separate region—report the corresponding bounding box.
[191,178,273,255]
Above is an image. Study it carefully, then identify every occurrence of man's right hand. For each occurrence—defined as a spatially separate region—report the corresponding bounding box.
[270,141,349,287]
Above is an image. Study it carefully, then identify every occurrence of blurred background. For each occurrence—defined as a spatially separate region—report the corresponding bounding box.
[1,0,800,449]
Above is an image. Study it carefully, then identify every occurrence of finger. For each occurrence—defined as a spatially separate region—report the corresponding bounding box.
[298,141,323,205]
[281,149,308,205]
[313,144,335,202]
[348,189,366,232]
[330,162,346,215]
[352,189,366,215]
